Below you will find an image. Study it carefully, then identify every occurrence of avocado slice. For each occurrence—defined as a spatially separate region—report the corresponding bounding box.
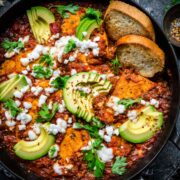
[0,75,27,102]
[14,127,55,160]
[76,17,102,40]
[27,6,55,44]
[119,106,163,143]
[63,72,112,122]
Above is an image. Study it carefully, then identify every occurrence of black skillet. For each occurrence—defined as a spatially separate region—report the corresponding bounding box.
[0,0,180,179]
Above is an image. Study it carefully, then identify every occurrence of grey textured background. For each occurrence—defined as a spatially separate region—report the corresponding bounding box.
[0,0,180,179]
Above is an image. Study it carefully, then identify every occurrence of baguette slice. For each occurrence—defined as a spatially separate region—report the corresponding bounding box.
[104,1,155,41]
[116,35,165,78]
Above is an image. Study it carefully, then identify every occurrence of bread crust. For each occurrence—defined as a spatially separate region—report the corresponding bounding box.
[116,35,165,63]
[105,1,155,41]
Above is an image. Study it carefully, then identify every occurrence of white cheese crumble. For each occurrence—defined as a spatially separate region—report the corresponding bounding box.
[67,117,72,124]
[71,69,77,76]
[21,85,29,94]
[56,118,67,133]
[48,144,59,158]
[38,95,48,107]
[97,146,114,163]
[31,86,43,96]
[93,36,100,42]
[16,111,32,124]
[150,99,159,108]
[15,100,21,107]
[82,31,87,37]
[5,120,16,127]
[45,87,56,95]
[23,102,32,109]
[5,111,12,120]
[58,100,66,113]
[28,130,37,140]
[4,51,16,58]
[32,123,41,135]
[14,90,23,98]
[22,70,28,75]
[18,124,26,131]
[127,110,138,121]
[53,163,63,175]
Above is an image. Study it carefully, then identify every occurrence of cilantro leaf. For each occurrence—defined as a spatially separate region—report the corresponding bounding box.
[32,65,52,79]
[1,39,24,52]
[36,102,59,123]
[39,54,54,66]
[94,158,105,177]
[82,7,102,24]
[64,39,76,54]
[51,76,70,89]
[4,99,21,117]
[55,4,79,18]
[112,156,127,175]
[111,55,122,75]
[92,117,105,128]
[118,98,142,109]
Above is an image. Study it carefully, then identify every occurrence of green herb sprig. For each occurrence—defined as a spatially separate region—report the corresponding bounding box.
[64,39,76,54]
[118,98,142,109]
[32,65,52,79]
[39,54,54,66]
[51,76,70,89]
[111,56,122,75]
[112,156,127,175]
[4,99,21,117]
[36,102,59,123]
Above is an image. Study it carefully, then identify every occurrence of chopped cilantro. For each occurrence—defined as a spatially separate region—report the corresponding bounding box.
[82,7,102,24]
[64,39,76,54]
[111,55,122,75]
[1,39,24,52]
[118,98,142,109]
[39,54,54,66]
[112,156,127,175]
[4,99,21,117]
[32,65,52,79]
[36,102,59,123]
[92,117,105,128]
[49,145,57,158]
[55,3,79,18]
[51,76,70,89]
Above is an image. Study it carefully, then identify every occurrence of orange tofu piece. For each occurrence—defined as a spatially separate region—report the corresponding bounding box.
[60,128,90,159]
[113,70,155,99]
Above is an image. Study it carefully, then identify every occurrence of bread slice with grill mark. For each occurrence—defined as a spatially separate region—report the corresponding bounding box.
[116,35,165,78]
[104,1,155,41]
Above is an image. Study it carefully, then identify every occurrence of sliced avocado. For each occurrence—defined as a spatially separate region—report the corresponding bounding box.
[119,106,163,143]
[27,6,55,44]
[63,72,112,122]
[76,17,102,40]
[0,75,27,102]
[14,127,55,160]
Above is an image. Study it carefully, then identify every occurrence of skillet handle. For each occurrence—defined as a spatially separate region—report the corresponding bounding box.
[170,126,180,150]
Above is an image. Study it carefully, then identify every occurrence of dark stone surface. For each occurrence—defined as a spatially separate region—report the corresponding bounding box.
[0,0,179,179]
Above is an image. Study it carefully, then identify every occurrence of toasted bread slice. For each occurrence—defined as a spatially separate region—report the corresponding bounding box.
[104,1,155,41]
[116,35,165,78]
[112,69,156,99]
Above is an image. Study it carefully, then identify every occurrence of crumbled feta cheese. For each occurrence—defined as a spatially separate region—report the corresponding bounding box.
[97,146,114,162]
[42,46,50,55]
[58,103,65,113]
[114,104,126,115]
[48,144,59,158]
[32,123,41,134]
[68,117,72,124]
[48,124,59,135]
[140,99,146,105]
[23,102,32,109]
[72,123,79,129]
[16,112,32,124]
[56,118,67,133]
[38,95,48,107]
[18,124,26,131]
[48,101,53,110]
[113,129,119,136]
[26,66,31,71]
[5,120,16,127]
[21,85,29,93]
[14,90,23,98]
[51,33,60,40]
[64,59,69,64]
[105,126,114,136]
[71,69,77,76]
[15,100,21,107]
[34,44,44,54]
[99,129,105,138]
[127,110,138,121]
[53,69,61,77]
[20,58,30,66]
[5,111,12,120]
[4,51,16,58]
[53,163,63,175]
[93,36,100,42]
[104,135,111,142]
[69,56,75,62]
[45,87,56,95]
[50,47,57,57]
[28,130,37,140]
[82,31,87,37]
[100,74,107,80]
[92,47,99,56]
[19,35,29,44]
[31,86,43,96]
[150,99,159,108]
[22,70,28,75]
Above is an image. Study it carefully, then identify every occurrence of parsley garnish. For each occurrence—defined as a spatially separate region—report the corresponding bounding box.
[51,76,70,89]
[112,156,127,175]
[111,55,122,75]
[55,3,79,18]
[36,102,59,123]
[92,117,105,128]
[39,54,54,66]
[82,7,102,24]
[83,139,105,178]
[32,65,52,79]
[118,98,142,109]
[64,39,76,54]
[1,39,24,52]
[49,145,57,158]
[4,99,21,117]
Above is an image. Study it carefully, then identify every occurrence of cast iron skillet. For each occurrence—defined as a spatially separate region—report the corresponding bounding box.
[0,0,180,179]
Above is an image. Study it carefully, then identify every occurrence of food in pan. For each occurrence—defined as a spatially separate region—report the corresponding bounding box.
[0,1,171,178]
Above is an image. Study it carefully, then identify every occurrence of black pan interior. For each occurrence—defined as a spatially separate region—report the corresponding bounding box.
[0,0,179,179]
